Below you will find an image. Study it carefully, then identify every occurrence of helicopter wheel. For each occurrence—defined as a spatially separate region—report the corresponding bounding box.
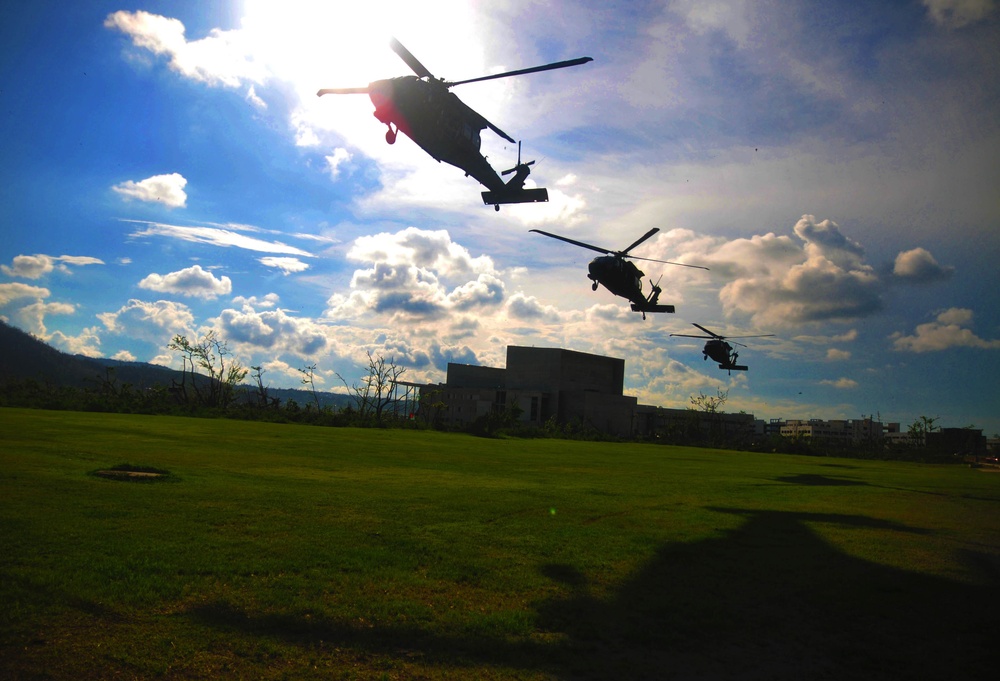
[385,128,397,144]
[591,282,598,291]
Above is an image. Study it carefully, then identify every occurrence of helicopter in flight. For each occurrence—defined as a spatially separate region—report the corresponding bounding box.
[670,323,774,373]
[317,38,592,210]
[529,228,709,319]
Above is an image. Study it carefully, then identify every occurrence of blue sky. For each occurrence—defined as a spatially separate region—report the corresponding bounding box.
[2,0,998,434]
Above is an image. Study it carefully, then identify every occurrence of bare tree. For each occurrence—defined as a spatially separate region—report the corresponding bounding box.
[338,350,406,425]
[167,332,248,409]
[690,388,729,414]
[298,363,321,410]
[250,365,277,408]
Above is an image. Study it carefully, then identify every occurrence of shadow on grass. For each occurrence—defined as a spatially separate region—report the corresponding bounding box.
[188,508,998,679]
[774,473,866,486]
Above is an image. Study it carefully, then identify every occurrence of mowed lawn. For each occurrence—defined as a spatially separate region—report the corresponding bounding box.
[1,408,998,680]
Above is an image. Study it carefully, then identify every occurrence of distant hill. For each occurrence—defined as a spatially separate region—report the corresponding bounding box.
[0,320,129,388]
[0,320,354,408]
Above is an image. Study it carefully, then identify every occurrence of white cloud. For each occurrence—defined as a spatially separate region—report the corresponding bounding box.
[892,247,954,282]
[674,0,754,46]
[2,254,104,279]
[259,257,310,275]
[57,255,104,268]
[49,326,102,358]
[891,307,1000,352]
[112,349,137,361]
[348,227,496,278]
[505,292,561,320]
[127,220,314,257]
[711,216,882,327]
[105,10,268,87]
[826,348,851,361]
[13,300,76,340]
[112,173,188,208]
[245,85,266,109]
[0,282,50,304]
[325,148,352,179]
[819,377,859,389]
[232,293,280,309]
[215,305,329,357]
[138,264,233,299]
[922,0,996,28]
[97,298,196,343]
[2,255,53,279]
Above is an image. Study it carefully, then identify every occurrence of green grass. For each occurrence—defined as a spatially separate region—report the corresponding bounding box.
[2,407,998,679]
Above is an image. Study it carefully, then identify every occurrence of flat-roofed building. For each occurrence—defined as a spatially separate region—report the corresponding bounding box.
[416,345,636,436]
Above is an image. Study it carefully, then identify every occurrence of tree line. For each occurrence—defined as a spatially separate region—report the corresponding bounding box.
[0,328,984,460]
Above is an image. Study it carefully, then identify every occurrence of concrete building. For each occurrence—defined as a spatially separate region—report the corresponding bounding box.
[415,346,638,436]
[413,345,763,440]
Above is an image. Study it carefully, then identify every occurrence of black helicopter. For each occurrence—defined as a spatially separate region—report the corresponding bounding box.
[317,39,592,210]
[670,323,774,373]
[529,228,709,319]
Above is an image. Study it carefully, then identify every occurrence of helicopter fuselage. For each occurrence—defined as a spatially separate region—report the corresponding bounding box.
[368,76,507,192]
[587,255,646,306]
[703,339,735,366]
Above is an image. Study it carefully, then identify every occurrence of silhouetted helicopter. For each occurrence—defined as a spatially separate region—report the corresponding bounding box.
[670,323,774,373]
[529,228,709,319]
[318,39,592,210]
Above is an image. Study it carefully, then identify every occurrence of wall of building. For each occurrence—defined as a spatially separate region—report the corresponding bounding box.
[446,363,505,389]
[506,346,624,395]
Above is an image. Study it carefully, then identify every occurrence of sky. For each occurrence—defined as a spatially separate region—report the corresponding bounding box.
[2,0,998,434]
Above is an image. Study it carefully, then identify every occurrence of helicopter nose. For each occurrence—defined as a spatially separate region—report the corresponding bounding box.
[368,80,390,107]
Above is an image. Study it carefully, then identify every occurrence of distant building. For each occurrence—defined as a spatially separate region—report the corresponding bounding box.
[780,418,884,445]
[416,346,637,437]
[410,345,763,439]
[635,405,755,442]
[926,427,986,456]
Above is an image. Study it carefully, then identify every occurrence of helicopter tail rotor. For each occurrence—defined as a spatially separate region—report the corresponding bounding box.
[500,141,536,176]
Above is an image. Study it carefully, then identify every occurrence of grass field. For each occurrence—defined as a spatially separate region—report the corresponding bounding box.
[2,407,998,679]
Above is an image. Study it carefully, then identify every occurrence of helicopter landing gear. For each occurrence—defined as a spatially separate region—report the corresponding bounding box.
[495,204,500,212]
[385,126,397,144]
[592,282,598,291]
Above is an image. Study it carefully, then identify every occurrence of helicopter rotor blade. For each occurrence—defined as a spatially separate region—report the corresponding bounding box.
[669,333,712,339]
[446,56,593,87]
[317,87,370,96]
[724,334,776,339]
[390,38,434,79]
[692,323,723,338]
[620,228,660,256]
[529,229,612,255]
[484,119,516,144]
[627,255,710,270]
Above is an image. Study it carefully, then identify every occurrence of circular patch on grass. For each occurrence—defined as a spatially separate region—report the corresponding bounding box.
[91,464,176,482]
